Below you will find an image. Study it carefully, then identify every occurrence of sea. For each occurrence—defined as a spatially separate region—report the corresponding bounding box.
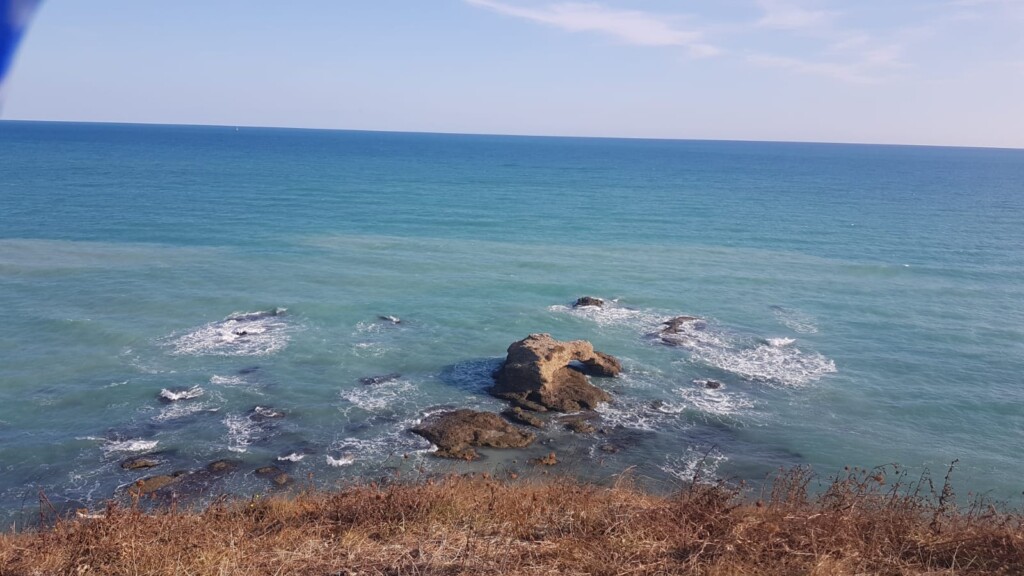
[1,121,1022,522]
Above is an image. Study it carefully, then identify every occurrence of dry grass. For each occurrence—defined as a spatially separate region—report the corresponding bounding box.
[1,464,1022,575]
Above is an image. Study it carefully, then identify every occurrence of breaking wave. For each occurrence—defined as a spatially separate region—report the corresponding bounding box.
[168,308,292,356]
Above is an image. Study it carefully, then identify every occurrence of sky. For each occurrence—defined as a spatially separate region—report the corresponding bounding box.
[4,0,1024,148]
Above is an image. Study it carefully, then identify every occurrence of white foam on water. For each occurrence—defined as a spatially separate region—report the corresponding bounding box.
[771,306,819,334]
[210,374,247,386]
[620,308,834,388]
[154,402,219,422]
[595,401,667,432]
[552,300,834,388]
[79,437,159,455]
[691,342,836,387]
[673,386,754,417]
[159,386,204,401]
[548,303,665,330]
[153,390,223,422]
[278,453,306,462]
[658,319,732,350]
[352,341,388,357]
[354,321,384,335]
[224,414,260,453]
[168,308,292,356]
[339,378,417,413]
[253,406,283,419]
[659,448,728,484]
[326,454,355,467]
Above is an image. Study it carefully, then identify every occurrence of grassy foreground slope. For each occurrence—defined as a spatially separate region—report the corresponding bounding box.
[2,467,1022,575]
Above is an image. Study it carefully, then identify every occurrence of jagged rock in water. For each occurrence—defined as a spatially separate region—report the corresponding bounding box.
[359,373,402,386]
[560,413,597,434]
[572,296,604,308]
[206,459,240,474]
[121,456,161,470]
[410,409,535,460]
[255,465,292,486]
[129,471,188,496]
[491,333,620,412]
[694,378,723,389]
[501,407,545,429]
[533,451,559,466]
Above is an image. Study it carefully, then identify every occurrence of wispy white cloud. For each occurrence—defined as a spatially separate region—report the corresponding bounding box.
[464,0,721,57]
[748,42,905,84]
[754,0,837,30]
[746,0,913,84]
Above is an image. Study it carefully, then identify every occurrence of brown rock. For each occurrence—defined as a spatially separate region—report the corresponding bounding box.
[533,452,558,466]
[121,456,161,470]
[491,334,620,412]
[501,407,545,429]
[561,415,597,434]
[130,471,187,496]
[255,465,292,486]
[573,296,604,308]
[206,459,239,473]
[410,409,536,460]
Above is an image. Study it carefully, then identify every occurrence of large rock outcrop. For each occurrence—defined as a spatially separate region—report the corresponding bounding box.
[491,333,620,412]
[410,409,535,460]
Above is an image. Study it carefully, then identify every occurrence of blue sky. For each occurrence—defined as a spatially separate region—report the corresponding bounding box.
[5,0,1024,147]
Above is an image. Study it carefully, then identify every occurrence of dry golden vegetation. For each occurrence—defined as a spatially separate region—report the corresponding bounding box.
[1,464,1022,575]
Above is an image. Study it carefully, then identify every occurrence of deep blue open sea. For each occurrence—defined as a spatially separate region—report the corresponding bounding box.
[2,121,1023,520]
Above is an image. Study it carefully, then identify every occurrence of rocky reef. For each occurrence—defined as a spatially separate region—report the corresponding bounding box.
[490,333,621,412]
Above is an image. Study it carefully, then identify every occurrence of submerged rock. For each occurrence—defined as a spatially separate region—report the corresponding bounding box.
[695,378,723,389]
[130,471,188,496]
[501,407,545,429]
[247,406,285,422]
[560,413,597,434]
[410,409,535,460]
[491,334,620,412]
[359,373,402,386]
[206,459,240,474]
[661,316,705,334]
[572,296,604,308]
[255,465,292,487]
[533,451,559,466]
[121,456,162,470]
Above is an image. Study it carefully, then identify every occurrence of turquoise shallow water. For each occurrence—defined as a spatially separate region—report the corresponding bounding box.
[1,121,1023,519]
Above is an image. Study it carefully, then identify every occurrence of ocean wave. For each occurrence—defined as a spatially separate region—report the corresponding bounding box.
[659,447,728,484]
[278,453,306,462]
[153,401,220,423]
[340,378,418,413]
[168,308,292,356]
[673,384,754,417]
[209,374,247,386]
[223,414,261,453]
[79,437,159,455]
[594,402,666,432]
[691,342,836,387]
[553,299,834,387]
[326,454,355,467]
[548,301,665,330]
[159,386,204,402]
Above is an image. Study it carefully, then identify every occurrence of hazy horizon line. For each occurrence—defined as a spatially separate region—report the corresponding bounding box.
[3,118,1022,152]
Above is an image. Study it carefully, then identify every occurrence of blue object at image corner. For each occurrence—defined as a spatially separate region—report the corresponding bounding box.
[0,0,41,98]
